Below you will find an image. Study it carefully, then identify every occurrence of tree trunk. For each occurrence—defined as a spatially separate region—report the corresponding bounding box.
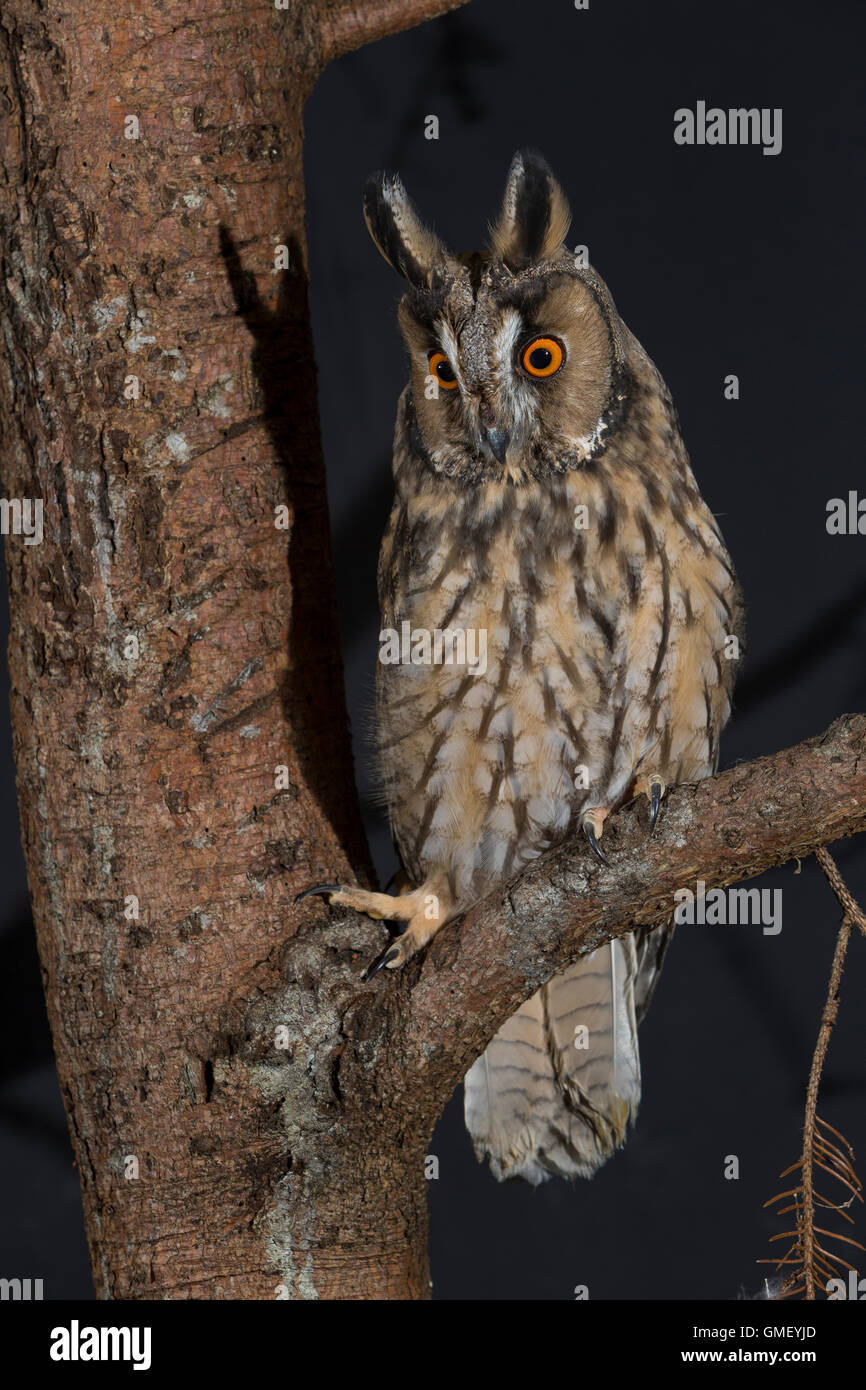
[0,0,465,1300]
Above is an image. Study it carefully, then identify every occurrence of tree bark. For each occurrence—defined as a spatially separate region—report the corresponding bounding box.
[0,0,465,1301]
[1,2,863,1303]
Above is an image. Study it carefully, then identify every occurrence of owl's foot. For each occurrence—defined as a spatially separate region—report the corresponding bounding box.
[635,774,666,832]
[581,806,611,866]
[295,881,446,980]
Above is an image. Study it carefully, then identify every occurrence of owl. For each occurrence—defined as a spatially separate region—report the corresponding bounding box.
[302,150,743,1182]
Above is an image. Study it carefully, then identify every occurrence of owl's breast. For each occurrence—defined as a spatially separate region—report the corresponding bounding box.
[376,481,612,901]
[377,459,740,906]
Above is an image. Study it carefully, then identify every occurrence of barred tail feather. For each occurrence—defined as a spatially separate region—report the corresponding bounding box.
[464,931,656,1183]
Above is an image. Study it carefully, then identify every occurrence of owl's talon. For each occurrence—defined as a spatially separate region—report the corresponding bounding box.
[582,808,611,866]
[294,882,341,904]
[648,775,665,833]
[364,923,431,977]
[583,820,609,865]
[362,945,400,982]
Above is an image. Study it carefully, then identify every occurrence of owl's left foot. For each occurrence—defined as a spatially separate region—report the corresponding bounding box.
[582,806,611,865]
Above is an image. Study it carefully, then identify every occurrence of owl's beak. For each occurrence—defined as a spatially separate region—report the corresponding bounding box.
[484,426,511,464]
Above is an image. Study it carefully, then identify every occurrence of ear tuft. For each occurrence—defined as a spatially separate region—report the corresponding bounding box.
[489,149,572,268]
[363,172,450,288]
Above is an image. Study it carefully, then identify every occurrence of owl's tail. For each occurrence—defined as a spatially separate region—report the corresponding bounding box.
[463,926,669,1183]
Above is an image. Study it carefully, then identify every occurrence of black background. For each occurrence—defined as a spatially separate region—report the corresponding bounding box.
[1,0,864,1301]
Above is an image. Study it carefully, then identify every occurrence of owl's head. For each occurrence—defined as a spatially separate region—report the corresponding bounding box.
[364,150,629,485]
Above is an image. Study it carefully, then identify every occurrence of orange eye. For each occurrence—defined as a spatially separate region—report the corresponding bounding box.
[520,336,565,378]
[428,351,459,390]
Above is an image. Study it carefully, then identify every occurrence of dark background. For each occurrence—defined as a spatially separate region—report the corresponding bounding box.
[1,0,864,1300]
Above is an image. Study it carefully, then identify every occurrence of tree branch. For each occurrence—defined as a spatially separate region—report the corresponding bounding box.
[317,0,469,66]
[398,714,866,1101]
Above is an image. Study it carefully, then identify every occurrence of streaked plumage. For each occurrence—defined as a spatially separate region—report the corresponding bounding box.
[324,150,743,1182]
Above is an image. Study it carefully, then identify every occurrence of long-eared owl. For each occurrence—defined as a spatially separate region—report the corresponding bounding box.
[311,150,743,1182]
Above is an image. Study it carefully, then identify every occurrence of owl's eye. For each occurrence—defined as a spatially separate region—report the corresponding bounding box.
[428,351,459,390]
[520,336,565,378]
